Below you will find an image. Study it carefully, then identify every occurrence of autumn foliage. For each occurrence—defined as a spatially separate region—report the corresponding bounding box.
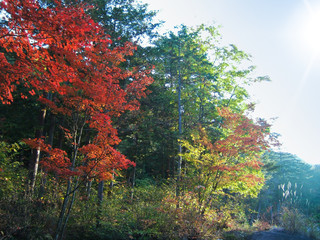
[0,0,153,181]
[180,107,274,210]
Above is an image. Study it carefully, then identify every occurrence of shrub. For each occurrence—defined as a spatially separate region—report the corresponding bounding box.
[251,219,271,231]
[280,206,320,239]
[281,207,304,233]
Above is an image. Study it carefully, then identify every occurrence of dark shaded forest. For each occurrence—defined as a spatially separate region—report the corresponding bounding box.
[0,0,319,239]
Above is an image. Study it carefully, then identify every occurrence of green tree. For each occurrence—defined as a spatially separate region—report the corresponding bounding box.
[127,25,269,180]
[79,0,160,44]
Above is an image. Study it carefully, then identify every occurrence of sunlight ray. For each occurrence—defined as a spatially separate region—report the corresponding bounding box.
[286,0,320,116]
[296,53,315,96]
[286,59,313,116]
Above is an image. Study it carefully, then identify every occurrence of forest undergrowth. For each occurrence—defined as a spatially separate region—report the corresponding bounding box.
[1,170,320,240]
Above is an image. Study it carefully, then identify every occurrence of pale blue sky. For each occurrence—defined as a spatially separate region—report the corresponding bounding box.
[142,0,320,165]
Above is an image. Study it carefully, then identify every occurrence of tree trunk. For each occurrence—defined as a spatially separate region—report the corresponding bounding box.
[38,113,55,199]
[55,177,79,240]
[84,180,93,212]
[55,112,87,240]
[176,41,182,204]
[86,180,92,199]
[96,180,104,228]
[107,173,115,198]
[55,178,72,240]
[28,108,47,195]
[60,178,79,239]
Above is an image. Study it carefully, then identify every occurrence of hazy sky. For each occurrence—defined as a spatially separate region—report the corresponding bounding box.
[141,0,320,165]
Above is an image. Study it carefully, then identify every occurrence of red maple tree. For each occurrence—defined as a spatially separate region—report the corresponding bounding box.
[1,0,153,238]
[0,0,152,181]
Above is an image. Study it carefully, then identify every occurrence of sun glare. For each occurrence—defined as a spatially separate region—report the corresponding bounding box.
[302,1,320,54]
